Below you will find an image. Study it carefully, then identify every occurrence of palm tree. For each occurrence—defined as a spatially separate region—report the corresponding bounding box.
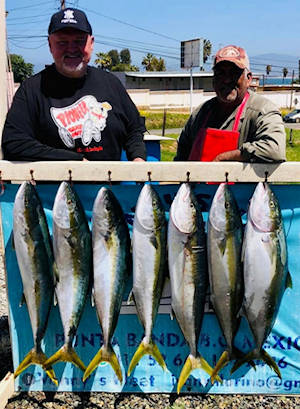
[282,67,288,84]
[203,39,212,63]
[94,52,112,70]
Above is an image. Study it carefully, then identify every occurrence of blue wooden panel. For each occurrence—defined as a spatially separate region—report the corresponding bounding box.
[2,183,300,393]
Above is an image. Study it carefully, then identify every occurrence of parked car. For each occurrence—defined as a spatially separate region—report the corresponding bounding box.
[283,109,300,123]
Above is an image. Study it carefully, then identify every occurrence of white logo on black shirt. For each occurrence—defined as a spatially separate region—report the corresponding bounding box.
[50,95,112,148]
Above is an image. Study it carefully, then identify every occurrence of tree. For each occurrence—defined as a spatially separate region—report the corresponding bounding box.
[108,49,120,66]
[94,52,112,70]
[142,53,166,71]
[282,67,288,84]
[120,48,131,64]
[10,54,33,83]
[111,63,139,72]
[203,39,212,63]
[266,64,272,75]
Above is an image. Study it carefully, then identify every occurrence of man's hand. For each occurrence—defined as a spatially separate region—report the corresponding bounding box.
[213,149,242,162]
[133,157,145,162]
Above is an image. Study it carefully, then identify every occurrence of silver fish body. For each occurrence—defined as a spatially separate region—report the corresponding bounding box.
[168,183,217,393]
[45,181,92,373]
[232,182,291,378]
[13,181,57,384]
[207,183,243,380]
[83,187,131,383]
[128,184,167,375]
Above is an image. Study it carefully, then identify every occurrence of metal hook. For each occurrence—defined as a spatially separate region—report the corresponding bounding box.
[264,171,269,183]
[147,171,152,183]
[30,169,36,186]
[225,172,229,183]
[68,169,73,184]
[108,170,112,185]
[186,171,190,183]
[0,171,5,196]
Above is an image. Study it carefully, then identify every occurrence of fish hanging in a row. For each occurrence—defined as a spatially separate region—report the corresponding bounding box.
[13,182,132,385]
[207,182,292,382]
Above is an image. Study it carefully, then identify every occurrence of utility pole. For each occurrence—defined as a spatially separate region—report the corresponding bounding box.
[60,0,65,10]
[0,0,7,158]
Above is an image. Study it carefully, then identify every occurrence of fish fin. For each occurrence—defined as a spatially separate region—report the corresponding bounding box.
[150,234,158,250]
[261,349,282,379]
[19,293,26,307]
[44,345,86,373]
[231,349,281,378]
[91,288,95,307]
[53,262,59,285]
[53,291,58,307]
[211,350,230,384]
[286,271,293,289]
[177,354,221,394]
[212,348,256,383]
[14,348,58,386]
[127,289,134,305]
[128,338,166,376]
[83,344,122,383]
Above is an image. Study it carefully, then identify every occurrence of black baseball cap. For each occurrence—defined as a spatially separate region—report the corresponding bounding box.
[48,8,92,35]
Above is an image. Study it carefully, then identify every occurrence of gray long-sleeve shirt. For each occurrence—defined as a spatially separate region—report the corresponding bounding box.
[174,91,286,163]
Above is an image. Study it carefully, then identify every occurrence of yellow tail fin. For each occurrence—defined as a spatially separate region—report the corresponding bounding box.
[83,344,122,383]
[231,348,281,379]
[14,348,58,386]
[44,345,86,373]
[177,354,221,394]
[128,338,166,376]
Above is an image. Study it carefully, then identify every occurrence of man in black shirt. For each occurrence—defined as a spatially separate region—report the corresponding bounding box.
[2,8,146,162]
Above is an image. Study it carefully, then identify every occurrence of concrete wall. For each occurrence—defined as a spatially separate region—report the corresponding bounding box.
[128,88,300,110]
[126,76,214,91]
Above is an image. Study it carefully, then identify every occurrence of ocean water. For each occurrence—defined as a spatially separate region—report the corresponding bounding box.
[260,77,293,85]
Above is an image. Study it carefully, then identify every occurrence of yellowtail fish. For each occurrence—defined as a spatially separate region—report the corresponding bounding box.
[128,184,167,376]
[44,182,92,373]
[83,187,131,383]
[168,183,220,394]
[13,181,57,385]
[231,182,292,378]
[207,183,245,382]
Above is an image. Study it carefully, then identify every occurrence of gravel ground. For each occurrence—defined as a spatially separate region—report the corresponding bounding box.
[1,253,300,408]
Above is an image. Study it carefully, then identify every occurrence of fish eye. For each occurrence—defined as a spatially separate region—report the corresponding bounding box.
[270,200,275,208]
[225,202,230,209]
[67,200,72,205]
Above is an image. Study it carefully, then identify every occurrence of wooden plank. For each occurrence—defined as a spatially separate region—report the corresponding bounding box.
[0,160,300,183]
[0,373,14,409]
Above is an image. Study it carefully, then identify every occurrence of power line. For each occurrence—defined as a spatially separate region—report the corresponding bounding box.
[83,7,180,43]
[8,1,55,12]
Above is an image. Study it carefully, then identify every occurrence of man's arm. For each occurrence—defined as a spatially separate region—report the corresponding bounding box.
[2,84,84,161]
[112,77,146,161]
[239,105,286,163]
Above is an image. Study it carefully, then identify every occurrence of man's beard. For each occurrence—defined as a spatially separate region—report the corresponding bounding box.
[62,61,87,77]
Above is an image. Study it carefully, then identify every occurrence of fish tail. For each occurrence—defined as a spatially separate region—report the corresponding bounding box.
[14,348,58,386]
[177,354,221,394]
[83,344,122,383]
[44,345,86,373]
[128,338,166,376]
[211,347,256,384]
[211,350,230,384]
[231,348,280,378]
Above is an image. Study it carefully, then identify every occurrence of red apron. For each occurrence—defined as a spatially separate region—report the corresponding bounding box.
[188,92,249,161]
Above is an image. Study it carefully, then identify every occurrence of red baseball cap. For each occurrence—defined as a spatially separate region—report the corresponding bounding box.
[214,45,250,70]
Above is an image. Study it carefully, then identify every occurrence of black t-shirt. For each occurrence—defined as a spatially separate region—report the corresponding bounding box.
[2,64,146,161]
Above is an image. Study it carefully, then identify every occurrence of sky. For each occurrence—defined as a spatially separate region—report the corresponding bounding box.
[5,0,300,76]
